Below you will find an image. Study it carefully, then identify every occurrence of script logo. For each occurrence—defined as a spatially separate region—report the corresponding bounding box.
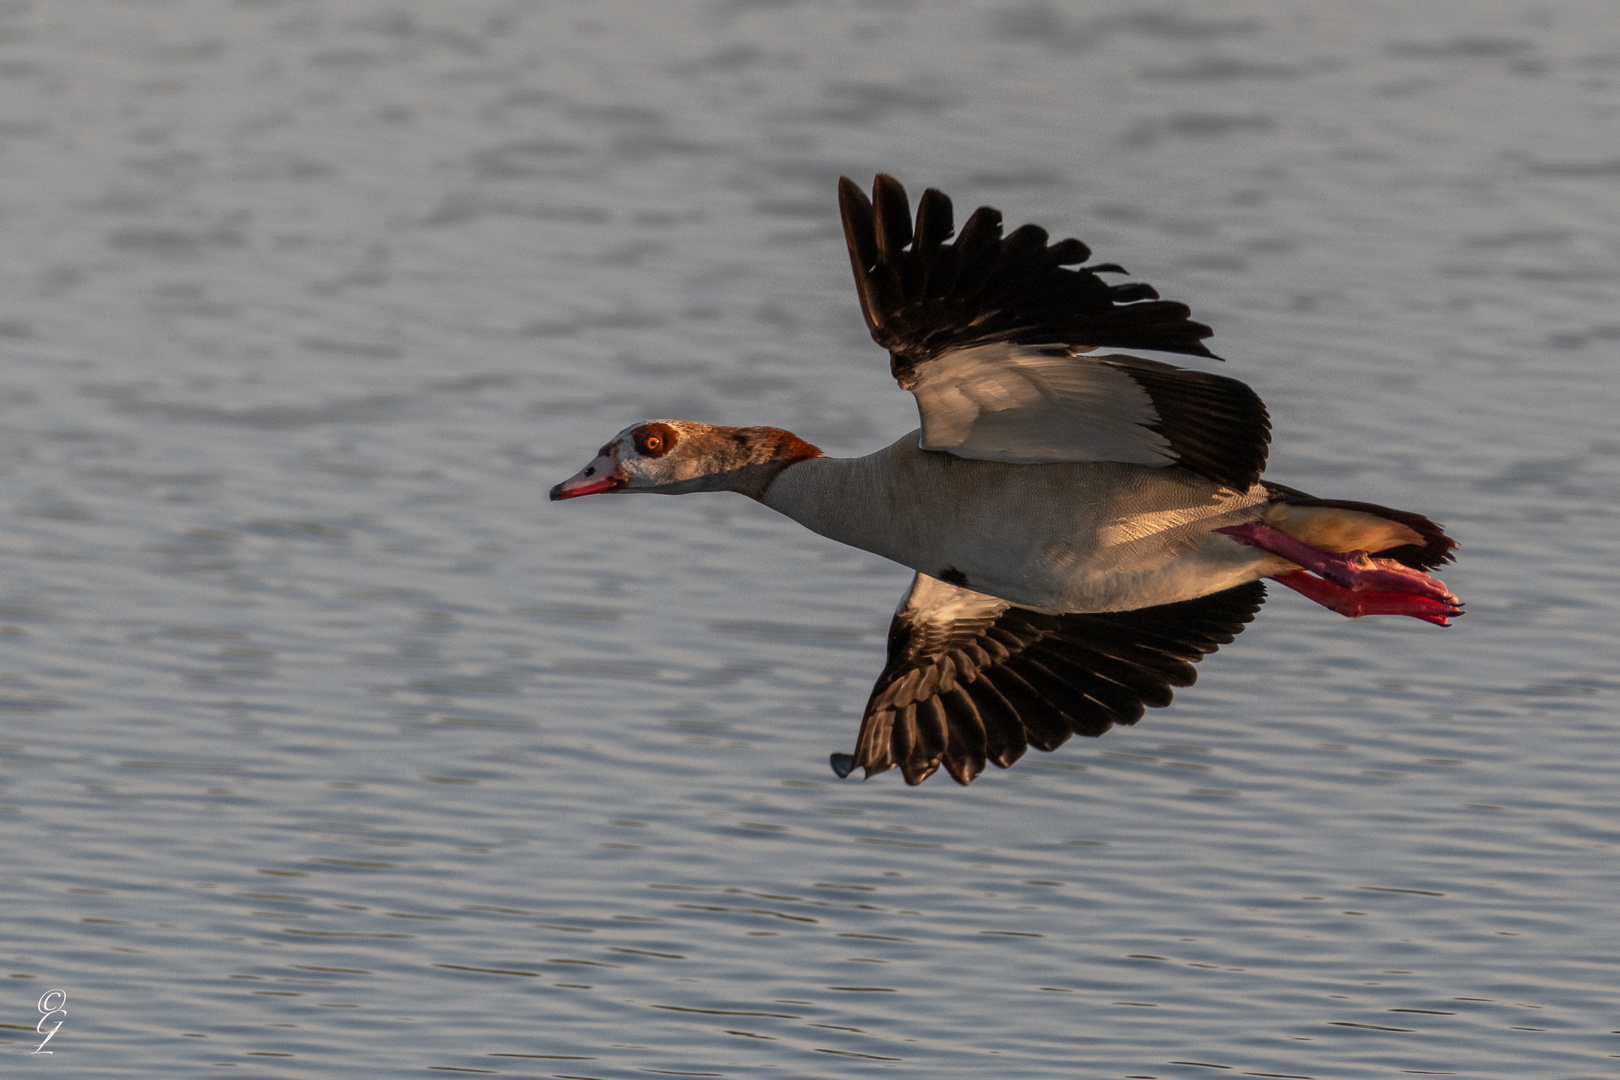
[33,989,66,1054]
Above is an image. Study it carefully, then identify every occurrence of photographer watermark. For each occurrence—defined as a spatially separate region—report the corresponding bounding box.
[33,989,66,1054]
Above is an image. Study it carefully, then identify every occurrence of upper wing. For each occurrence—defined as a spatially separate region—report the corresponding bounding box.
[839,174,1270,490]
[831,574,1267,786]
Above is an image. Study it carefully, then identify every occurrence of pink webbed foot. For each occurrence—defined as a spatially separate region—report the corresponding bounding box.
[1270,572,1460,627]
[1218,521,1462,626]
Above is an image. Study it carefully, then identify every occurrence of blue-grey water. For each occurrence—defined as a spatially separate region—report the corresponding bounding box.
[3,2,1618,1076]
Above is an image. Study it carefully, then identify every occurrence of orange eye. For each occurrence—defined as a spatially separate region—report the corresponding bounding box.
[631,423,677,458]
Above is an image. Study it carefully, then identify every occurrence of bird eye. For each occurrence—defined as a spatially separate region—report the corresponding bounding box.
[632,424,676,458]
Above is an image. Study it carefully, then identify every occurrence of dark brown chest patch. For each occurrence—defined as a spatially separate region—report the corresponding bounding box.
[938,567,970,588]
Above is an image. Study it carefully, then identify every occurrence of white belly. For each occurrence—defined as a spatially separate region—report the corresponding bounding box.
[762,432,1281,612]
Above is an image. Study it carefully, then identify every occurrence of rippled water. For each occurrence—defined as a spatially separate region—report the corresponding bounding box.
[3,1,1618,1076]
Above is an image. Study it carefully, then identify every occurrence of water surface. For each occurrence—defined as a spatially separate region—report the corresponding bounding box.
[2,2,1618,1077]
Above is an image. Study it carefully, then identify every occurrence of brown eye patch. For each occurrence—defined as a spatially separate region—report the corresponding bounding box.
[631,422,677,458]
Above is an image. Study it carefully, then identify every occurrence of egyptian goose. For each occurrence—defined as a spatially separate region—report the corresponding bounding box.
[552,175,1461,786]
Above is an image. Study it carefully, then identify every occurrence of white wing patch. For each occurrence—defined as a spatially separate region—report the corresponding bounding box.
[906,343,1176,466]
[898,571,1011,624]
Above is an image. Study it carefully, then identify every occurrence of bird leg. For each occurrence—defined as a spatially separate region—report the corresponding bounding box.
[1217,521,1462,626]
[1267,572,1459,626]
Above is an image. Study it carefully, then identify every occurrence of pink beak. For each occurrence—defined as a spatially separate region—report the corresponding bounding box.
[550,457,622,501]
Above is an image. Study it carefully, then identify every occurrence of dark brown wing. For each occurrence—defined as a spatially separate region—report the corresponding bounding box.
[831,575,1267,786]
[838,174,1270,491]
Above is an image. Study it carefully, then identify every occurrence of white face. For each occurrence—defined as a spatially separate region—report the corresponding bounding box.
[549,421,689,500]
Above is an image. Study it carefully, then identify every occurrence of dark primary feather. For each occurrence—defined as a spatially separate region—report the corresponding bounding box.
[838,174,1219,383]
[1099,354,1271,491]
[838,580,1268,786]
[839,174,1272,490]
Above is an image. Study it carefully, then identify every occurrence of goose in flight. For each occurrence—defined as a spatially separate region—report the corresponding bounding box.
[552,174,1461,786]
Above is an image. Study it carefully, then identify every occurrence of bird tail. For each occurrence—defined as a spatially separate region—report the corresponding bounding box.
[1260,482,1457,571]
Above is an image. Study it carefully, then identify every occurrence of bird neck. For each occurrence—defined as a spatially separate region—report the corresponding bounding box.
[670,424,823,500]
